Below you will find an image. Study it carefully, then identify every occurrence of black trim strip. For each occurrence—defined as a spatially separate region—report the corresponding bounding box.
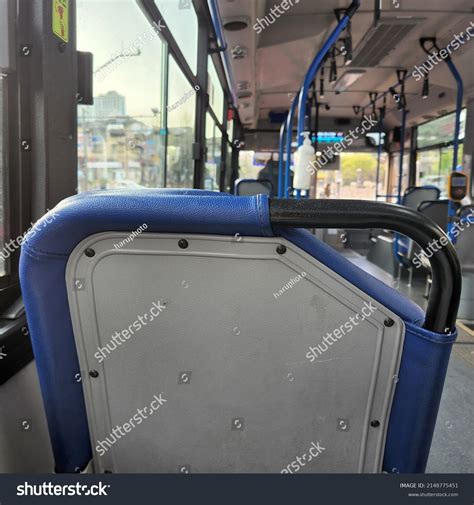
[269,199,461,333]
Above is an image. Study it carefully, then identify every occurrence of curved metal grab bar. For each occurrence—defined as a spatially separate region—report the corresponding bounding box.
[269,199,462,334]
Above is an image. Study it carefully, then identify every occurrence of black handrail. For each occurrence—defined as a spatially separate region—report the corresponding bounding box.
[269,199,461,334]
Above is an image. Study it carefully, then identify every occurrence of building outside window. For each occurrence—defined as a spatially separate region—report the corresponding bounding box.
[77,0,166,192]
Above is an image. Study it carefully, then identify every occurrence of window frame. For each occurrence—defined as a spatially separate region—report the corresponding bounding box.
[138,0,239,191]
[0,74,17,290]
[0,0,37,307]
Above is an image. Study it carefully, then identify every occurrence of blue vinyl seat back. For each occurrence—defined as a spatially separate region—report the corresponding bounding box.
[396,187,441,265]
[234,178,273,197]
[20,189,456,474]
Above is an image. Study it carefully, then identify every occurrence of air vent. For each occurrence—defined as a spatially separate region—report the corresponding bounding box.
[350,18,421,67]
[223,17,249,31]
[422,115,437,121]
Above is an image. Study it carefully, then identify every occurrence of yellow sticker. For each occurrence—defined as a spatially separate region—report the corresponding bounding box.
[52,0,68,43]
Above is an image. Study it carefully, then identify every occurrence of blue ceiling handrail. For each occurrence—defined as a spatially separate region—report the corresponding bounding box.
[279,0,360,199]
[296,0,360,146]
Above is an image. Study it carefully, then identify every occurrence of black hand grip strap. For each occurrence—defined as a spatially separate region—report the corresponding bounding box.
[420,37,440,56]
[345,0,361,19]
[269,199,461,334]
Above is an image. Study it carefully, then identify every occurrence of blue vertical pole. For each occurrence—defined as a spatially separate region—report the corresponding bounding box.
[278,120,286,198]
[285,94,299,198]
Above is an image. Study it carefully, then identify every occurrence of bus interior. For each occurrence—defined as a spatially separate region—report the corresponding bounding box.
[0,0,473,476]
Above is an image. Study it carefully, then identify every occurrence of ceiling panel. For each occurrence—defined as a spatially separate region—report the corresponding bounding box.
[217,0,474,129]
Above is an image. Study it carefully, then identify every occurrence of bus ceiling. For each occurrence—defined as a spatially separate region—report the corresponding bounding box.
[215,0,474,141]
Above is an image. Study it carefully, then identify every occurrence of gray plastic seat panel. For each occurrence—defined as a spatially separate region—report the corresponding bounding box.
[66,233,405,473]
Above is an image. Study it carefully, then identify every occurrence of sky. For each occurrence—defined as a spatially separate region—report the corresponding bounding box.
[77,0,199,126]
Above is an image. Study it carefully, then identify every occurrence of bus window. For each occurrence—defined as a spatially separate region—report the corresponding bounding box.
[416,110,466,196]
[418,145,464,197]
[388,153,410,203]
[166,56,196,188]
[154,0,198,75]
[208,56,225,123]
[238,151,259,180]
[417,149,442,192]
[205,113,222,190]
[315,152,388,200]
[417,109,466,149]
[77,0,166,191]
